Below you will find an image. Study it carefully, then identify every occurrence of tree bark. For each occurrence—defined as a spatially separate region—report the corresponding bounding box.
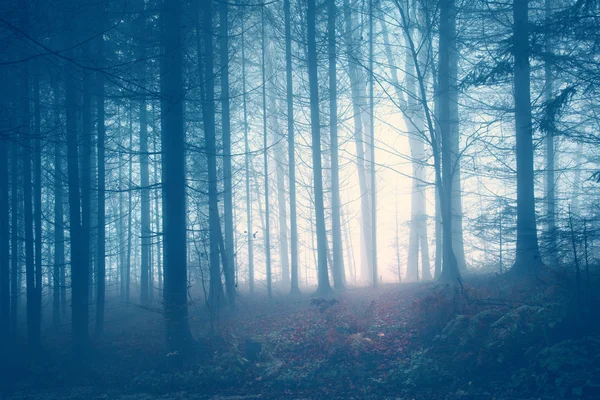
[307,0,332,295]
[261,6,272,299]
[512,0,542,273]
[161,0,193,351]
[220,0,236,307]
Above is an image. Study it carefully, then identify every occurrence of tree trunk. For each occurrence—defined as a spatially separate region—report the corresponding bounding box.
[368,0,378,288]
[284,0,300,295]
[33,73,43,342]
[329,0,345,290]
[544,0,557,266]
[201,0,225,311]
[11,135,19,339]
[307,0,332,295]
[0,76,9,345]
[261,6,272,299]
[161,0,193,351]
[65,44,89,353]
[96,34,106,334]
[21,66,40,350]
[220,0,236,307]
[140,93,150,307]
[342,0,372,283]
[512,0,542,273]
[437,0,461,283]
[241,16,254,294]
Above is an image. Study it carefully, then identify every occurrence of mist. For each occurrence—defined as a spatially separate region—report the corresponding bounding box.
[1,0,599,398]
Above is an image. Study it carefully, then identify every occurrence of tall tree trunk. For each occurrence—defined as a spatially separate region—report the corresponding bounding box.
[81,50,93,317]
[447,5,465,273]
[241,16,254,294]
[220,0,236,307]
[284,0,300,295]
[544,0,557,266]
[342,0,372,283]
[52,77,64,326]
[201,0,225,311]
[65,46,88,353]
[153,119,162,293]
[307,0,332,295]
[126,111,133,302]
[161,0,193,351]
[11,135,19,339]
[0,76,10,345]
[513,0,542,273]
[140,94,150,307]
[96,34,106,334]
[329,0,345,290]
[261,6,272,299]
[22,66,40,349]
[437,0,460,283]
[33,73,43,340]
[368,0,378,287]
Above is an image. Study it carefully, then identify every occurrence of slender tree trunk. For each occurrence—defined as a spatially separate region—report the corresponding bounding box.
[11,140,19,339]
[261,7,272,299]
[0,78,9,346]
[81,49,93,317]
[33,73,43,341]
[368,0,378,288]
[544,0,557,266]
[307,0,332,295]
[21,66,40,349]
[274,128,290,288]
[342,0,372,283]
[513,0,542,273]
[140,95,150,306]
[96,34,106,334]
[153,123,162,293]
[161,0,193,351]
[284,0,300,295]
[241,17,254,294]
[220,0,236,307]
[201,0,225,310]
[126,111,133,302]
[329,0,345,290]
[52,77,64,326]
[65,46,89,353]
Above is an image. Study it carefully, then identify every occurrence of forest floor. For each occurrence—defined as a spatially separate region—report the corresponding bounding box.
[2,272,600,399]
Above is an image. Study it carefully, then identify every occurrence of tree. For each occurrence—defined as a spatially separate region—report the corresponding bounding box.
[512,0,542,274]
[261,5,273,299]
[284,0,300,295]
[437,0,461,283]
[307,0,332,295]
[220,0,236,307]
[329,0,345,290]
[161,0,193,351]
